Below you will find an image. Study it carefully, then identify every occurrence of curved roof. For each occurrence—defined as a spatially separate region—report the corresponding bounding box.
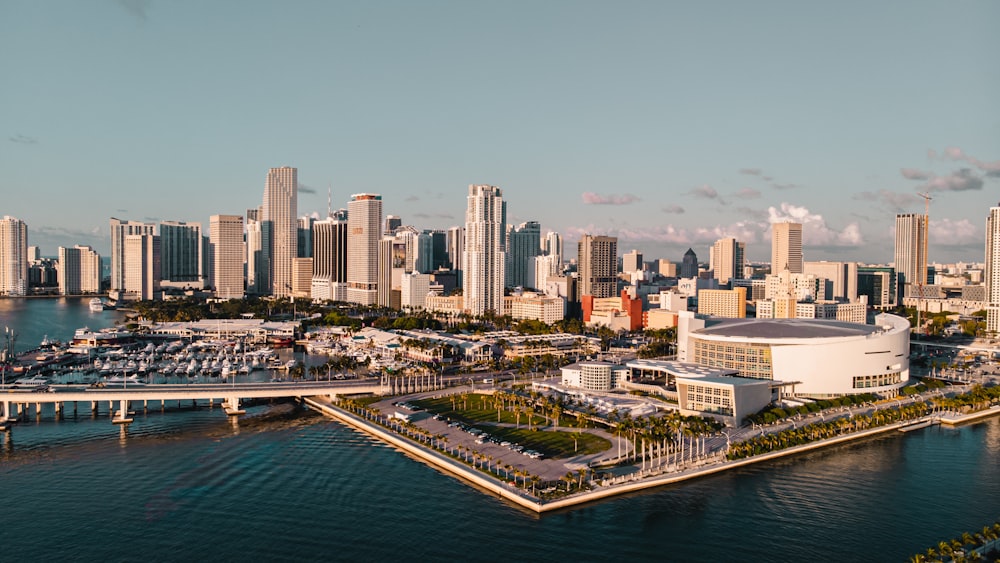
[693,318,880,339]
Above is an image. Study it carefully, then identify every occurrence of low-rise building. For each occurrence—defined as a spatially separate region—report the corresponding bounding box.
[560,361,630,391]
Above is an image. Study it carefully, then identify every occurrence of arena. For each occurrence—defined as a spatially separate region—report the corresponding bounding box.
[676,312,911,398]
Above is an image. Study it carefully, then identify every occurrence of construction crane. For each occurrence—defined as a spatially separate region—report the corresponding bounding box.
[916,192,933,338]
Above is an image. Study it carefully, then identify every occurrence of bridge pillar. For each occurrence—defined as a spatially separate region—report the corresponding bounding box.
[113,399,133,425]
[35,402,42,419]
[224,397,245,416]
[91,401,98,415]
[54,402,63,420]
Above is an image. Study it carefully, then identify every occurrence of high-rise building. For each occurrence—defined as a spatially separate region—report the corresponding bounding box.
[384,215,402,234]
[245,219,267,295]
[578,234,618,298]
[428,230,448,271]
[109,218,155,292]
[986,203,1000,335]
[263,167,298,296]
[297,216,315,259]
[622,250,643,274]
[895,213,929,296]
[123,233,160,300]
[804,261,858,303]
[159,221,204,286]
[680,248,699,278]
[347,193,382,305]
[377,234,405,309]
[543,231,562,262]
[57,245,101,295]
[312,210,348,301]
[0,216,28,296]
[414,231,434,274]
[463,184,506,316]
[771,222,803,274]
[210,214,244,299]
[506,221,540,288]
[447,226,464,274]
[658,259,678,278]
[710,238,745,285]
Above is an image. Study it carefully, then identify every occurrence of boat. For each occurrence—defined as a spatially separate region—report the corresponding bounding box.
[12,376,50,388]
[89,298,104,312]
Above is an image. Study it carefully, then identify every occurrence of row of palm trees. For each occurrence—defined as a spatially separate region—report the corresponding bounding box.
[337,397,558,497]
[606,410,720,471]
[910,521,1000,563]
[932,383,1000,414]
[727,402,933,460]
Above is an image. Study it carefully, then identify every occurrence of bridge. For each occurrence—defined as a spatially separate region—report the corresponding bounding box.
[0,381,390,429]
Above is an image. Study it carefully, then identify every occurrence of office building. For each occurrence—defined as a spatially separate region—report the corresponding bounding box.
[697,287,747,318]
[160,221,204,287]
[347,193,383,305]
[384,215,402,234]
[578,234,618,298]
[771,222,803,274]
[804,261,858,303]
[680,248,699,278]
[622,249,643,274]
[312,210,348,302]
[543,231,562,264]
[297,216,314,259]
[447,226,464,276]
[209,214,244,299]
[709,237,745,285]
[463,184,506,316]
[263,166,298,296]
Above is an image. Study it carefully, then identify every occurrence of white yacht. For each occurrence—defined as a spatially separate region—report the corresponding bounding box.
[89,298,104,312]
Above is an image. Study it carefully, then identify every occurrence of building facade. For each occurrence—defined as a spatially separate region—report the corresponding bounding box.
[771,222,803,274]
[123,233,161,301]
[347,193,383,305]
[506,220,540,289]
[697,287,747,318]
[463,184,506,316]
[312,211,348,302]
[209,214,245,299]
[263,167,298,296]
[709,237,745,285]
[159,221,204,287]
[109,218,155,292]
[986,203,1000,334]
[578,234,618,298]
[895,213,928,295]
[0,216,28,296]
[57,245,101,295]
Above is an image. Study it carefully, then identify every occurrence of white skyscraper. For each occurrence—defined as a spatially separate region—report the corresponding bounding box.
[124,233,160,301]
[263,167,298,297]
[110,218,155,292]
[58,245,101,295]
[0,216,28,296]
[347,193,382,305]
[463,184,506,316]
[986,203,1000,335]
[210,214,245,300]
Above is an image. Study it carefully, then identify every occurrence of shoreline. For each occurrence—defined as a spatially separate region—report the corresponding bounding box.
[303,396,989,513]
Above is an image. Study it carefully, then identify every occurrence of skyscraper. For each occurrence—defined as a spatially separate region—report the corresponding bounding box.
[447,226,464,273]
[986,203,1000,335]
[312,210,348,301]
[124,233,160,300]
[297,216,315,259]
[263,167,298,297]
[210,214,245,300]
[506,221,540,288]
[680,248,699,278]
[463,184,506,316]
[578,234,618,298]
[771,222,803,274]
[710,237,745,285]
[245,219,267,295]
[384,215,402,234]
[0,216,28,296]
[347,193,382,305]
[58,245,101,295]
[109,218,155,292]
[894,213,928,295]
[159,221,204,286]
[622,249,643,274]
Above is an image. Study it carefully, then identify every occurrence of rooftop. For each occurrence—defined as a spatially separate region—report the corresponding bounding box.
[695,318,880,339]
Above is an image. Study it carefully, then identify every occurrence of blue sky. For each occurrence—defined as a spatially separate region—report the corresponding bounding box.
[2,0,998,264]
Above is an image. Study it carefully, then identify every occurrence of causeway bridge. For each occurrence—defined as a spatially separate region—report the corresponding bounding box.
[1,381,387,428]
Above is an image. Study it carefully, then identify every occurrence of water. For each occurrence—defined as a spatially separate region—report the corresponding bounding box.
[1,300,998,561]
[0,297,127,353]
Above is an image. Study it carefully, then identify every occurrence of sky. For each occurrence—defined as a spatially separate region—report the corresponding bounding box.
[2,0,998,265]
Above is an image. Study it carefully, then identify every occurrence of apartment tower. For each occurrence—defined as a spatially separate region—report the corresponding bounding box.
[578,234,618,298]
[0,216,28,296]
[986,203,1000,335]
[463,184,506,316]
[894,213,928,295]
[210,214,245,299]
[109,218,155,292]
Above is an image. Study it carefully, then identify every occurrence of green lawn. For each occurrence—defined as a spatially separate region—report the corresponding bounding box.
[412,396,611,458]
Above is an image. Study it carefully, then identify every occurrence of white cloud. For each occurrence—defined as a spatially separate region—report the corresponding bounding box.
[929,218,979,246]
[581,192,640,205]
[767,202,863,246]
[920,168,983,192]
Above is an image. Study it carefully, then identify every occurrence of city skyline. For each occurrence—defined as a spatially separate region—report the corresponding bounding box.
[2,2,998,263]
